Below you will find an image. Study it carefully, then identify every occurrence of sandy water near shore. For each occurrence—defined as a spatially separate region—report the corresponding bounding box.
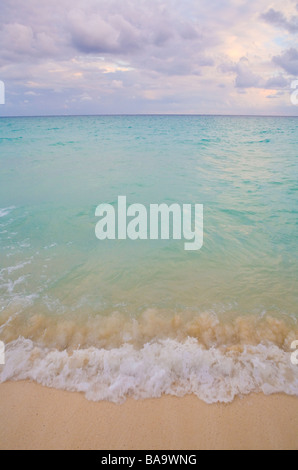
[1,116,298,406]
[0,381,297,450]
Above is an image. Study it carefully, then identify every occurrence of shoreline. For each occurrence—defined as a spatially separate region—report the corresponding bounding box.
[0,381,297,450]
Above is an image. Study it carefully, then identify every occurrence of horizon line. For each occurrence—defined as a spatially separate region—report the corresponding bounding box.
[0,113,298,119]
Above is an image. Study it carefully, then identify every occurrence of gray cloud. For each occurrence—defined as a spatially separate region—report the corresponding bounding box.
[0,0,213,77]
[261,8,298,33]
[67,2,198,55]
[221,58,289,90]
[68,9,141,54]
[273,48,298,75]
[234,59,263,88]
[66,2,211,79]
[0,0,297,115]
[221,59,263,89]
[265,75,288,88]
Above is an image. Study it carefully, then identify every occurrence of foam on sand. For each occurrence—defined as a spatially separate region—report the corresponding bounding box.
[1,335,297,404]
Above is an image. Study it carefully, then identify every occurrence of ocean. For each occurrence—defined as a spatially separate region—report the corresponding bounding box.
[0,115,297,403]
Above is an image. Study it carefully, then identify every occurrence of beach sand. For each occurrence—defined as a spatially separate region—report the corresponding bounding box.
[0,382,297,450]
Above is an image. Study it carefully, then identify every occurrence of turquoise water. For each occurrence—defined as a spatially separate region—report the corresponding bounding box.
[0,115,297,402]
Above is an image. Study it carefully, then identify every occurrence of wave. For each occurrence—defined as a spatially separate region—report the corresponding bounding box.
[0,206,16,218]
[1,336,297,404]
[0,308,297,350]
[0,309,297,403]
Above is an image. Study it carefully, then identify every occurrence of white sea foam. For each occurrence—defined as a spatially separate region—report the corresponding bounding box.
[1,275,28,294]
[0,207,16,218]
[0,260,32,277]
[1,337,297,404]
[44,243,58,250]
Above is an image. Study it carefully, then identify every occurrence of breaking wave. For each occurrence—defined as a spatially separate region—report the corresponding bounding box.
[1,310,297,404]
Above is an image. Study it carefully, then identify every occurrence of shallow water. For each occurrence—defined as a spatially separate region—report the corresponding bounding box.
[0,115,297,402]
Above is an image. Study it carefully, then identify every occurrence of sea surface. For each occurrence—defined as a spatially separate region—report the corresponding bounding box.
[0,115,297,403]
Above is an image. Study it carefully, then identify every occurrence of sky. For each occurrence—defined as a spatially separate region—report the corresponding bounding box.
[0,0,298,116]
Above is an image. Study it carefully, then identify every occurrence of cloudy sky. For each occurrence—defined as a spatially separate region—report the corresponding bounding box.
[0,0,298,116]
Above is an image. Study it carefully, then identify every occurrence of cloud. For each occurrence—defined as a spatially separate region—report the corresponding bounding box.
[265,75,288,89]
[261,8,298,33]
[221,58,289,90]
[0,23,34,57]
[273,48,298,75]
[111,80,123,89]
[0,0,297,115]
[65,2,213,80]
[66,2,204,57]
[0,21,62,64]
[234,59,263,88]
[24,91,41,96]
[221,59,261,89]
[68,9,140,54]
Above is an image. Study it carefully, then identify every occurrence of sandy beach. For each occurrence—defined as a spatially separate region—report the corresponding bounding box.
[1,0,298,454]
[0,381,297,450]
